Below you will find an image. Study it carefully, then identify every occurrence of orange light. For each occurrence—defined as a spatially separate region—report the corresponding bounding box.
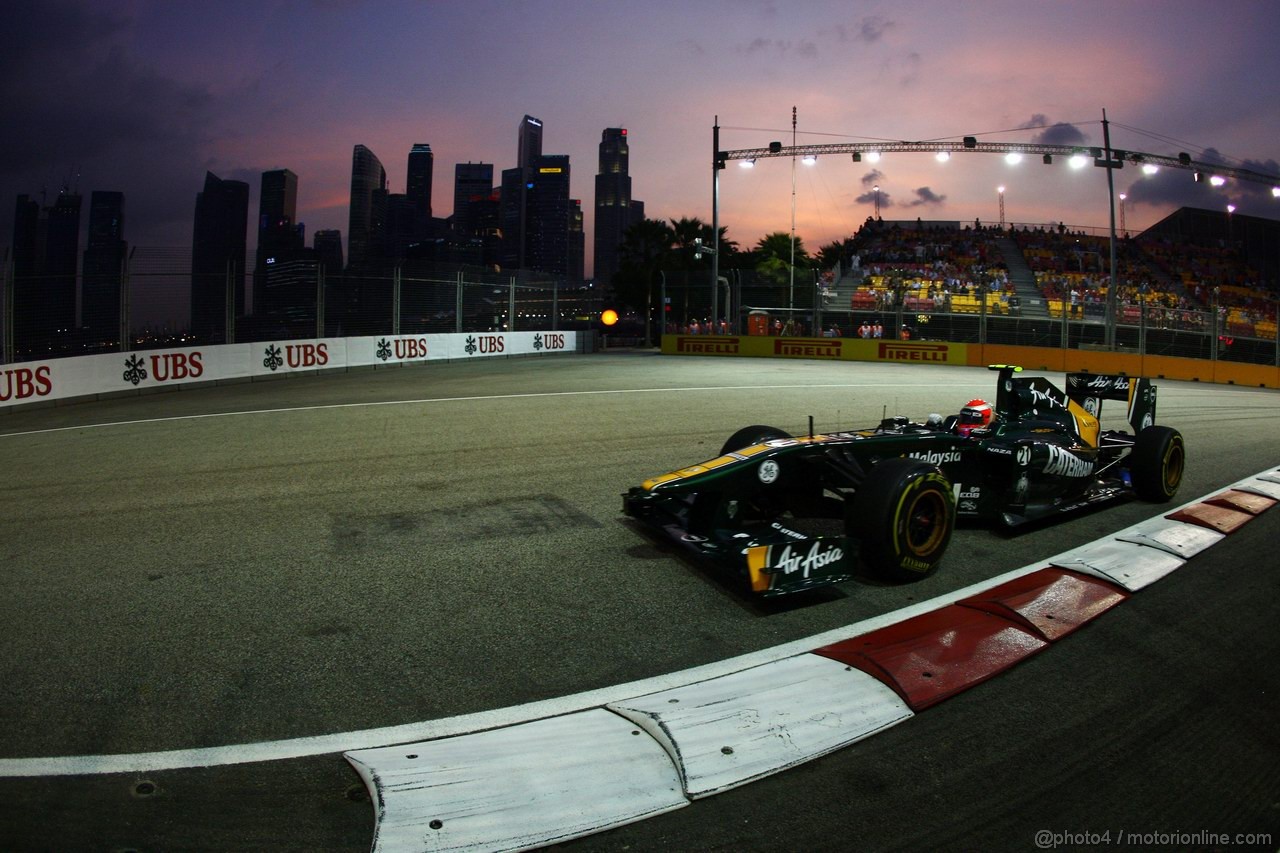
[601,309,619,326]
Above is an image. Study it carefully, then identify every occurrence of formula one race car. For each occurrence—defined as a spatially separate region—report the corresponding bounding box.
[623,365,1185,597]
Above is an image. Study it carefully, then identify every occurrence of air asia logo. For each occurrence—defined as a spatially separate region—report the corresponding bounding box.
[534,333,567,351]
[675,337,739,355]
[123,352,203,385]
[0,365,52,401]
[1083,375,1130,392]
[770,541,844,579]
[775,339,842,358]
[908,449,961,465]
[878,342,949,362]
[464,335,504,356]
[1027,382,1067,408]
[1043,445,1093,477]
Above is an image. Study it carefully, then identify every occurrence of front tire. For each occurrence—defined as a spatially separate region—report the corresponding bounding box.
[720,425,792,455]
[1130,425,1184,502]
[848,458,955,582]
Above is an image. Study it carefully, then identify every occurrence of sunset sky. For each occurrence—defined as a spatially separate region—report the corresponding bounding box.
[3,0,1279,281]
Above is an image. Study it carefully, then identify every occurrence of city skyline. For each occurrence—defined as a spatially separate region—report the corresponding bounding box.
[3,0,1279,291]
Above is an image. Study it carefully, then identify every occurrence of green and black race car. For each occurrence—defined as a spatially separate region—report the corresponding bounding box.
[623,365,1185,597]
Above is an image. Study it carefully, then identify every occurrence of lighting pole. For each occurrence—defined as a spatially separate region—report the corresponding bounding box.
[790,106,797,312]
[997,185,1006,229]
[712,117,722,335]
[873,185,881,220]
[1103,108,1119,349]
[1118,192,1127,238]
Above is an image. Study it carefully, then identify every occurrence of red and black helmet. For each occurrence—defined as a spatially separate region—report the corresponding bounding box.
[956,399,993,436]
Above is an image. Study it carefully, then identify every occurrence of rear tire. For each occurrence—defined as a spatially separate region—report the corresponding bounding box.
[848,458,954,582]
[1130,426,1184,502]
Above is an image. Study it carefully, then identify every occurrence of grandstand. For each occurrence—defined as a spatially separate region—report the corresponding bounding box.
[830,207,1278,341]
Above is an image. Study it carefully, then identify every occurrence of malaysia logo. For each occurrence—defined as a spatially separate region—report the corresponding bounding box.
[908,449,960,466]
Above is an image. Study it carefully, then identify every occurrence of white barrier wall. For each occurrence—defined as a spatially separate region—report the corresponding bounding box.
[0,330,578,408]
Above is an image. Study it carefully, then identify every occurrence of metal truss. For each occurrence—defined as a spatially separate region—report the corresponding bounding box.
[718,140,1280,187]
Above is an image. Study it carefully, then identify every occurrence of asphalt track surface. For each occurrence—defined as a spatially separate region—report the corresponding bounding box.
[2,352,1278,852]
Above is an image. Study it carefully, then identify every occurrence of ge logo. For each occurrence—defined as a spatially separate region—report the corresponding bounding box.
[758,460,780,484]
[1016,446,1031,466]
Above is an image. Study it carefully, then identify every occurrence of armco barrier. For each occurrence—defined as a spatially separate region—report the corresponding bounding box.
[0,331,579,410]
[661,334,1280,388]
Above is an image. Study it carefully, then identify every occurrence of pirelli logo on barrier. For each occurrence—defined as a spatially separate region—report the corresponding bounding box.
[775,339,843,359]
[878,342,952,362]
[675,336,741,355]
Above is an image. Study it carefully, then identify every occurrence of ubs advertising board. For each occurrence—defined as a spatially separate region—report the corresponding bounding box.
[662,335,967,365]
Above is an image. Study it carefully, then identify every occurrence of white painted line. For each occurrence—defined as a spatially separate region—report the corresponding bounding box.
[609,654,911,799]
[345,708,686,853]
[3,467,1275,778]
[0,382,961,439]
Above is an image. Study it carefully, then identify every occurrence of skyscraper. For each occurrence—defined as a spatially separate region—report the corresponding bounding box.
[82,190,127,346]
[593,127,636,286]
[569,199,584,284]
[191,171,249,342]
[347,144,386,270]
[518,115,543,169]
[452,162,493,235]
[525,154,572,277]
[406,143,434,241]
[255,169,304,316]
[313,229,344,274]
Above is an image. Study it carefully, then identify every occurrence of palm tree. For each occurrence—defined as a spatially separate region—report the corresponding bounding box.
[754,231,811,266]
[616,218,676,345]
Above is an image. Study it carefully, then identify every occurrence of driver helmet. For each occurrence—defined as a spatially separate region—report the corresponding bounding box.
[956,398,993,436]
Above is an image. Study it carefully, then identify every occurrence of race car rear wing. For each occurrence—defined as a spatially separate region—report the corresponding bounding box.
[1065,372,1158,433]
[988,365,1158,435]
